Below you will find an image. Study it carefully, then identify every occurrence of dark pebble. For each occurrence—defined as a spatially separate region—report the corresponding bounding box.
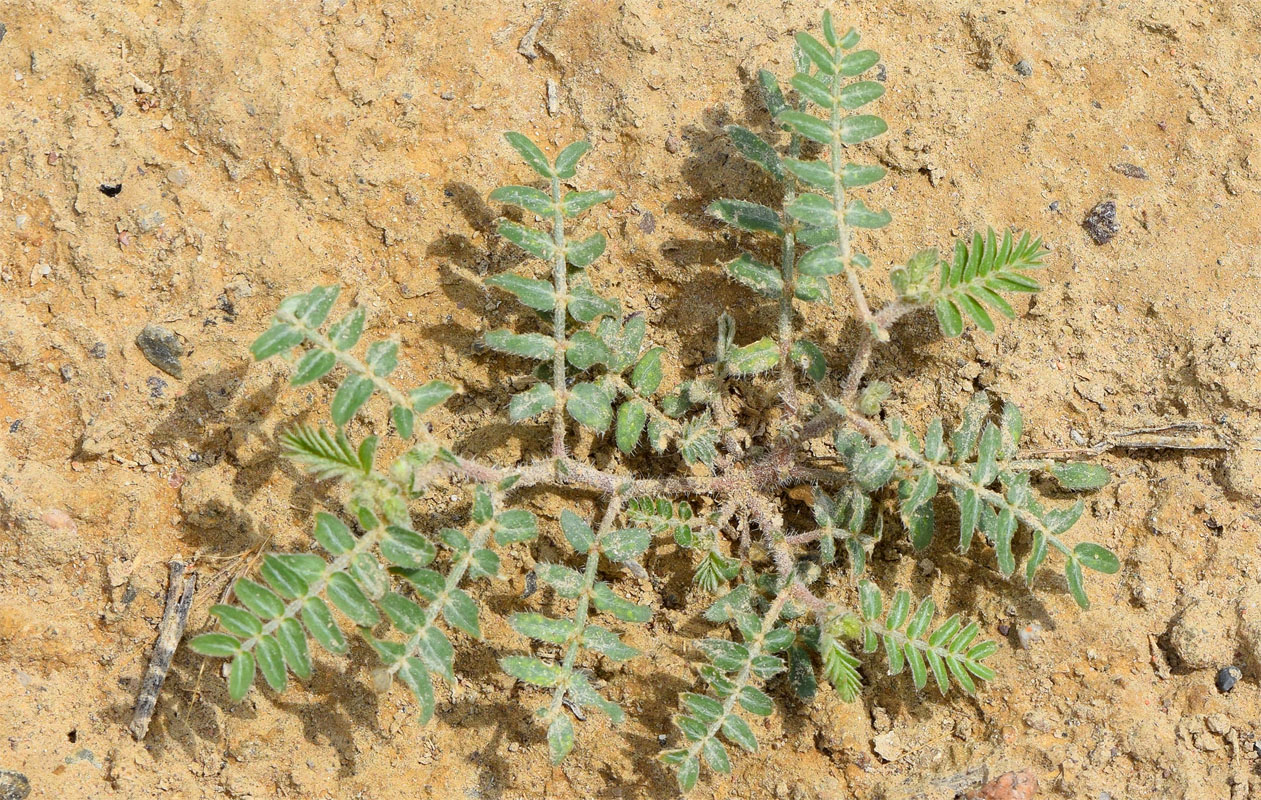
[522,571,537,599]
[99,183,122,197]
[135,324,185,378]
[8,420,20,434]
[147,376,167,398]
[59,365,73,382]
[90,342,107,358]
[997,622,1011,636]
[1216,665,1241,693]
[638,211,656,234]
[1014,59,1033,77]
[1082,200,1120,245]
[0,23,7,45]
[0,769,30,800]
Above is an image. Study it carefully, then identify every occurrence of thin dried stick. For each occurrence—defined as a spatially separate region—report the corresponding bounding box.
[130,560,198,740]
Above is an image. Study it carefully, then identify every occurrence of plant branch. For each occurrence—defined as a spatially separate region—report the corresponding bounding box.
[549,172,570,459]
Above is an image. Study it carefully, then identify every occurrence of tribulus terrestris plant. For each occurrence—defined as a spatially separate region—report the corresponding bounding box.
[189,12,1118,793]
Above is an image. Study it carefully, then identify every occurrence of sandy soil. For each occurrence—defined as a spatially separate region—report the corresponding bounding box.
[2,0,1260,798]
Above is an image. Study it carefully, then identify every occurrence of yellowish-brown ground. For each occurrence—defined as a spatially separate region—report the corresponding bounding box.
[2,1,1260,798]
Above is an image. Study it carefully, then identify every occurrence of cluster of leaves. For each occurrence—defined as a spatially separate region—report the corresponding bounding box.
[501,505,651,762]
[187,10,1122,797]
[484,134,717,462]
[831,390,1117,608]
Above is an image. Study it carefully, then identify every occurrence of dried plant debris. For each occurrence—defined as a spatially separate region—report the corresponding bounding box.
[188,12,1117,794]
[1082,199,1120,245]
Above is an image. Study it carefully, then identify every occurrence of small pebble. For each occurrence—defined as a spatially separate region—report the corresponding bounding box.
[147,376,167,398]
[1216,665,1241,693]
[59,365,73,382]
[90,342,107,358]
[1016,621,1043,650]
[99,183,123,197]
[0,768,30,800]
[135,324,185,378]
[1082,199,1120,245]
[1013,59,1033,77]
[997,621,1011,636]
[665,134,682,154]
[0,22,7,44]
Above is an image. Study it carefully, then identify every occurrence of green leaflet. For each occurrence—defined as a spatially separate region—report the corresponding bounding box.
[725,252,783,297]
[726,337,779,376]
[726,125,783,179]
[615,400,647,453]
[566,382,614,432]
[504,131,554,177]
[497,220,555,260]
[708,198,784,236]
[509,383,555,421]
[567,233,607,268]
[486,273,556,312]
[483,329,554,360]
[489,185,554,216]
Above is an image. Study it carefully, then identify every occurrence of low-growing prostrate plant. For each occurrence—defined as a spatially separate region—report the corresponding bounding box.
[190,12,1117,793]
